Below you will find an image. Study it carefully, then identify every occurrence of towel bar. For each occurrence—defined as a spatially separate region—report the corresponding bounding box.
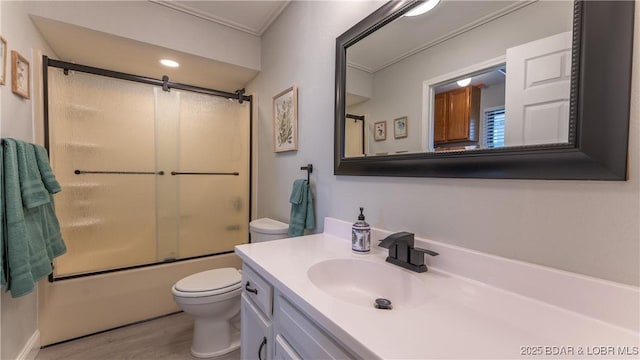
[74,170,164,175]
[300,164,313,182]
[170,171,239,176]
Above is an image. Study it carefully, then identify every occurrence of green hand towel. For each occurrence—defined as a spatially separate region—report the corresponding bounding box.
[288,179,315,237]
[1,143,6,288]
[289,179,305,205]
[2,139,66,298]
[32,144,61,194]
[14,139,50,209]
[29,142,65,259]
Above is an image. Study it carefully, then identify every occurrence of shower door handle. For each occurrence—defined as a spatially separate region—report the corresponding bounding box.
[245,282,258,295]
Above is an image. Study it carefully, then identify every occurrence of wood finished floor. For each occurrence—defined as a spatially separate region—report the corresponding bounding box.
[36,312,240,360]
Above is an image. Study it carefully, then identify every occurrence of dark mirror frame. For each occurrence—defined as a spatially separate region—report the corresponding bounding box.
[334,0,635,180]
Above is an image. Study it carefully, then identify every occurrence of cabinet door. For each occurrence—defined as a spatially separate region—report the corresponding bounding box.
[241,293,271,360]
[273,294,354,359]
[274,334,302,360]
[446,87,471,141]
[433,93,447,144]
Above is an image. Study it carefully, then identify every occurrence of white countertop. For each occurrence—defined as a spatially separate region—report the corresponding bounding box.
[235,225,638,359]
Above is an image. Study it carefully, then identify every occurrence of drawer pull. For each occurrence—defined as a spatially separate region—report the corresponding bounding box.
[245,281,258,295]
[258,336,267,360]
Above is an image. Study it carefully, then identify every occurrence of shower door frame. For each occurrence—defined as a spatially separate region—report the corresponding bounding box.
[42,56,253,282]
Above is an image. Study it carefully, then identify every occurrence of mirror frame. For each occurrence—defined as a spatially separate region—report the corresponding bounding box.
[334,0,635,180]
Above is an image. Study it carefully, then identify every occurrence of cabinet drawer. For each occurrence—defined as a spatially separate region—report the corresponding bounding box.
[273,294,354,359]
[242,265,273,318]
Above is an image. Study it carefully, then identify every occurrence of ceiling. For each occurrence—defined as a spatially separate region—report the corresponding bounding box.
[150,0,290,37]
[348,0,528,73]
[31,1,290,92]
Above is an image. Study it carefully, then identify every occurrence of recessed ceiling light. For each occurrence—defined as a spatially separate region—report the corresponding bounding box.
[404,0,441,17]
[160,59,180,68]
[457,77,472,87]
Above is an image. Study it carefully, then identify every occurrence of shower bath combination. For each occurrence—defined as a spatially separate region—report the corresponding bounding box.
[43,57,252,280]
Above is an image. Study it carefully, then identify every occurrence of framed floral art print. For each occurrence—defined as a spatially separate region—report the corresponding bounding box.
[11,50,29,99]
[0,36,6,85]
[394,116,408,139]
[374,121,386,141]
[273,86,298,152]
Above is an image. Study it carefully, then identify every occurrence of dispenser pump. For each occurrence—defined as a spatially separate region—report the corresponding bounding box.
[352,207,371,254]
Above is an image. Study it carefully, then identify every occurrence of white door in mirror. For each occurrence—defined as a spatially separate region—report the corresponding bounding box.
[505,31,572,147]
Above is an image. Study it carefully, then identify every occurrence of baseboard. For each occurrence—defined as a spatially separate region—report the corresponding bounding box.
[41,311,182,348]
[16,330,40,360]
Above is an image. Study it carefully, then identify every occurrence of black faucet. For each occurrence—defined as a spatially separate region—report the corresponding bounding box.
[378,232,438,273]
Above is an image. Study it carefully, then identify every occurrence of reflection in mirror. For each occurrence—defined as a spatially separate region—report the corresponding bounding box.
[344,0,573,158]
[431,64,505,152]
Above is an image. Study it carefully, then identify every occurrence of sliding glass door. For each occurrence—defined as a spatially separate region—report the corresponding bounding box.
[46,64,250,278]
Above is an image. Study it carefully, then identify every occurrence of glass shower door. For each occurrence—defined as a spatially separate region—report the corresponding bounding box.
[48,68,158,277]
[47,65,250,279]
[175,91,250,258]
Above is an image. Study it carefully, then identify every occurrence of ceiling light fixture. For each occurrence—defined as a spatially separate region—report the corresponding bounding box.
[160,59,180,68]
[404,0,441,17]
[457,77,472,87]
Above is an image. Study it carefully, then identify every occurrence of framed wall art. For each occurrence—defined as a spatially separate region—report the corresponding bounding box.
[11,50,29,99]
[273,86,298,152]
[374,121,386,141]
[394,116,408,139]
[0,36,6,85]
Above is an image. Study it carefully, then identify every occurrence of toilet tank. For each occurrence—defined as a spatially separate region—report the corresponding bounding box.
[249,218,289,243]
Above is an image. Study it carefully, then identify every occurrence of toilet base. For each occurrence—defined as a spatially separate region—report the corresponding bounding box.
[190,316,241,359]
[191,333,240,358]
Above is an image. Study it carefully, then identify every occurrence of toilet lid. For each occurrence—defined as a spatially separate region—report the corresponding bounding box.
[249,218,289,234]
[175,268,241,293]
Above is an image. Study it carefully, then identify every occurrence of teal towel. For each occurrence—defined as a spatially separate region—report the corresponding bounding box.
[288,179,315,237]
[1,144,5,287]
[2,138,66,297]
[14,140,50,209]
[32,144,61,194]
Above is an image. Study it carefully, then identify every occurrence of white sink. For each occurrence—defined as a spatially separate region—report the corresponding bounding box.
[307,258,428,310]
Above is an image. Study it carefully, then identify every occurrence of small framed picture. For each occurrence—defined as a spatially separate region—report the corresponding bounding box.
[11,50,29,99]
[374,121,386,141]
[273,86,298,152]
[0,36,6,85]
[394,116,408,139]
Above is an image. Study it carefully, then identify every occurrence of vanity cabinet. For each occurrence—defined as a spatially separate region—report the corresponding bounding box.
[241,264,355,360]
[272,291,353,359]
[241,265,273,360]
[433,86,480,145]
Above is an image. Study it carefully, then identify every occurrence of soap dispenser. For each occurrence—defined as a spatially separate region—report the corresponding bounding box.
[352,207,371,254]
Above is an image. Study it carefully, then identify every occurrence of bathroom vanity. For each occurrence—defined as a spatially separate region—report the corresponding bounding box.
[235,218,638,359]
[240,254,354,359]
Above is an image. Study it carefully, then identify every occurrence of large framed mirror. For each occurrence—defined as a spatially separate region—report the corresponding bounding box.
[334,0,635,179]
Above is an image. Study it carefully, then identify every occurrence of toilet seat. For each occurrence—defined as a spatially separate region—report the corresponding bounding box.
[173,268,241,298]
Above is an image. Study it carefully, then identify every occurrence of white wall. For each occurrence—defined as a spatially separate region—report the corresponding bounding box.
[480,82,505,115]
[1,1,57,358]
[346,65,373,100]
[249,1,640,286]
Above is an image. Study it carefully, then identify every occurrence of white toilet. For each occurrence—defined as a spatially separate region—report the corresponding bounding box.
[172,218,289,358]
[249,217,289,243]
